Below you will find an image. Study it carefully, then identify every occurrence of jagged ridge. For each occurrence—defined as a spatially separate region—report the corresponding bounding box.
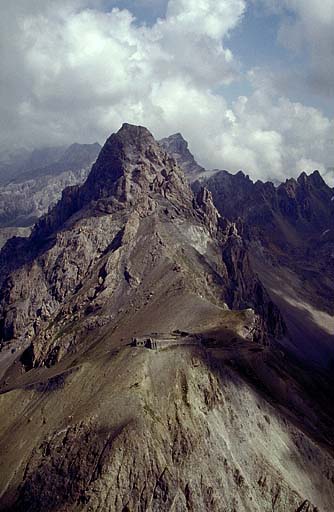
[0,124,332,512]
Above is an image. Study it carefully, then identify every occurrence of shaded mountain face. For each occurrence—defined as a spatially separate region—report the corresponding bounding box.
[191,169,334,368]
[0,143,101,186]
[161,136,334,369]
[193,169,334,246]
[193,169,334,289]
[0,125,333,512]
[0,142,101,247]
[9,143,102,185]
[159,133,205,179]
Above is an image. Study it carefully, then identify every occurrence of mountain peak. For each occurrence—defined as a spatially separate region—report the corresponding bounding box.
[297,170,307,181]
[159,132,189,153]
[163,132,188,145]
[297,169,327,188]
[105,123,156,155]
[30,124,192,240]
[235,170,252,182]
[309,169,327,187]
[159,133,205,178]
[118,123,155,142]
[84,123,177,201]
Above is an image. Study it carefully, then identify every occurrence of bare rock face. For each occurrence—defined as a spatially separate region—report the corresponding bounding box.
[159,133,205,179]
[192,168,334,250]
[192,170,257,221]
[190,166,334,369]
[221,223,285,341]
[0,124,333,512]
[83,125,192,208]
[0,124,280,365]
[29,124,192,242]
[194,187,220,235]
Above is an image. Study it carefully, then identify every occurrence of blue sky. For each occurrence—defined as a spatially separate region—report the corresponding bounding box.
[0,0,333,182]
[100,0,332,113]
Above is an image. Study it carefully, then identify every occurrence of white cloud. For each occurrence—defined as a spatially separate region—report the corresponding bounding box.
[0,0,333,184]
[166,0,245,39]
[256,0,334,98]
[154,77,334,182]
[0,0,244,146]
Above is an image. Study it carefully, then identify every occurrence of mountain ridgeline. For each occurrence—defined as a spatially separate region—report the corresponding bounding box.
[0,125,333,512]
[163,133,334,367]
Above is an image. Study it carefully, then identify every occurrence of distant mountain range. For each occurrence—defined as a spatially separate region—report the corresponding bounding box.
[0,143,102,186]
[0,143,101,247]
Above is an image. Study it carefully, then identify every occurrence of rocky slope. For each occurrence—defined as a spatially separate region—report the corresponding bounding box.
[0,124,333,511]
[161,136,334,370]
[0,143,101,247]
[159,133,205,179]
[191,169,334,369]
[0,124,280,359]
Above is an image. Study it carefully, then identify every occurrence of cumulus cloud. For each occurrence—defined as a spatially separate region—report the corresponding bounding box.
[0,0,244,144]
[0,0,333,183]
[153,72,334,182]
[256,0,334,98]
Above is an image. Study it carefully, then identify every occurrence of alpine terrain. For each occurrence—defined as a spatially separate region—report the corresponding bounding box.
[0,143,101,248]
[0,124,333,512]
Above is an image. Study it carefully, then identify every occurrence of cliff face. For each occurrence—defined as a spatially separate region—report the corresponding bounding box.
[0,124,281,360]
[159,133,205,179]
[0,125,333,512]
[158,134,333,370]
[192,169,334,247]
[192,169,334,368]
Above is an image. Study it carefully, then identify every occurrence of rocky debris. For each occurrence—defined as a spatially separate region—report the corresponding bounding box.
[0,124,333,512]
[0,123,283,366]
[1,346,332,512]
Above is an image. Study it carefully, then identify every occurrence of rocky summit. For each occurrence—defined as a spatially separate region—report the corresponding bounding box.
[0,124,333,512]
[159,133,205,179]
